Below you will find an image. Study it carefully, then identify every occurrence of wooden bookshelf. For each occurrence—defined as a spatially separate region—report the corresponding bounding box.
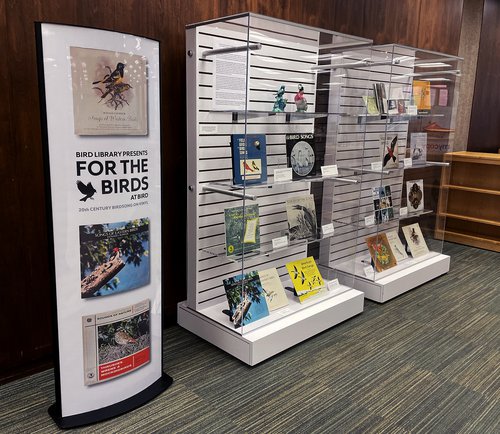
[437,151,500,252]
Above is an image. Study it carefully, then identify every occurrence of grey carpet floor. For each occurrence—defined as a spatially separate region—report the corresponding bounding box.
[0,243,499,433]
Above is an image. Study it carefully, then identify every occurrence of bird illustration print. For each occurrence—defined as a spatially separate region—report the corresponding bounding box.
[92,62,133,110]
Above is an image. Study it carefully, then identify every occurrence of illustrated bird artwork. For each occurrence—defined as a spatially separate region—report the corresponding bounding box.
[92,62,125,87]
[251,161,259,171]
[243,161,254,173]
[294,84,308,112]
[114,329,137,346]
[383,135,398,167]
[76,180,97,202]
[291,204,317,238]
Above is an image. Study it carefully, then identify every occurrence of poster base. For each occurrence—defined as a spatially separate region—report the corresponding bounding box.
[48,372,173,429]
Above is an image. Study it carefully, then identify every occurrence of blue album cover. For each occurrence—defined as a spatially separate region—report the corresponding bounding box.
[223,271,269,328]
[231,134,267,185]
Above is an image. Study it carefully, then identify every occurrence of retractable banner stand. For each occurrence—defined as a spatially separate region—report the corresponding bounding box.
[35,23,172,428]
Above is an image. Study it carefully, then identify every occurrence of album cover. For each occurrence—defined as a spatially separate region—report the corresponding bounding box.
[385,230,408,262]
[223,271,269,328]
[224,204,260,257]
[230,134,267,185]
[402,223,430,258]
[406,179,424,213]
[80,218,150,298]
[365,233,398,272]
[286,194,318,241]
[82,299,150,386]
[381,134,399,169]
[412,80,431,114]
[286,133,316,179]
[285,257,326,303]
[70,46,148,135]
[410,133,427,164]
[373,185,395,224]
[258,268,289,311]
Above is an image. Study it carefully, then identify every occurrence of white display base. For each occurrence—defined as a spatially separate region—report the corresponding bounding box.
[335,252,450,303]
[177,288,364,366]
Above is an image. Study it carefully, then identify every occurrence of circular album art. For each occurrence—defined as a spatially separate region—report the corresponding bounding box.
[290,141,315,177]
[408,182,423,209]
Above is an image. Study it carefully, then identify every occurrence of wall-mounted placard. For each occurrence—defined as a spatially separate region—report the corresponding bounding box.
[36,23,171,429]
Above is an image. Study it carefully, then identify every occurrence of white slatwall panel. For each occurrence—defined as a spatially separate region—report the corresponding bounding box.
[189,19,320,309]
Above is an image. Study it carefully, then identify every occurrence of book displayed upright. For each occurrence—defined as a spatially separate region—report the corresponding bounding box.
[286,194,318,241]
[223,271,270,328]
[412,80,431,114]
[372,185,395,224]
[385,230,408,262]
[407,179,424,213]
[402,223,430,258]
[410,133,427,164]
[285,257,326,303]
[286,133,316,179]
[258,268,289,311]
[365,233,398,272]
[224,204,260,257]
[381,134,399,169]
[231,134,267,185]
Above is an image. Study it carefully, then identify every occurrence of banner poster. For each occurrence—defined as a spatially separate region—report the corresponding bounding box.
[36,23,171,428]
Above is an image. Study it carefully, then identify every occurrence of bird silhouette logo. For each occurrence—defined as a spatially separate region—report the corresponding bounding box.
[77,181,97,201]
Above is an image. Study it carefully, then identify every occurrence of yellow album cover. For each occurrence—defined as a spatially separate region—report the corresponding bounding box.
[286,257,324,297]
[412,80,431,113]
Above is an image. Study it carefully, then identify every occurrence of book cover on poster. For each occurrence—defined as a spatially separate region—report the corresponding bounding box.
[372,185,395,224]
[80,218,150,298]
[230,134,267,185]
[285,256,326,303]
[402,223,430,258]
[224,204,260,257]
[223,271,269,328]
[258,267,289,311]
[410,133,427,164]
[82,299,150,386]
[286,133,316,179]
[406,179,424,213]
[381,134,399,169]
[286,194,318,241]
[70,46,148,135]
[365,233,398,272]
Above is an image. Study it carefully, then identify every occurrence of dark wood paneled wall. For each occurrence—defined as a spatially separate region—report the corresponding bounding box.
[468,0,500,152]
[0,0,463,382]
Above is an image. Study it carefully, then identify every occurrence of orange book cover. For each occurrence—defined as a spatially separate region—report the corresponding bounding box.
[412,80,431,112]
[365,233,398,272]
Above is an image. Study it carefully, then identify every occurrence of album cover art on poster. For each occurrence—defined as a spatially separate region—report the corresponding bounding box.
[80,218,150,298]
[82,299,150,386]
[70,46,148,135]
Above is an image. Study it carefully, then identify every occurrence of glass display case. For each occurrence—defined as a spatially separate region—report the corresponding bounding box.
[178,13,376,364]
[334,44,462,302]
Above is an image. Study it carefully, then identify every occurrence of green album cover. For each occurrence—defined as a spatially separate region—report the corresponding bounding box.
[224,204,260,257]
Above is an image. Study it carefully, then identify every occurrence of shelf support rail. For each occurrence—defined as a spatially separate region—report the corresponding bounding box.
[202,43,262,58]
[202,185,257,201]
